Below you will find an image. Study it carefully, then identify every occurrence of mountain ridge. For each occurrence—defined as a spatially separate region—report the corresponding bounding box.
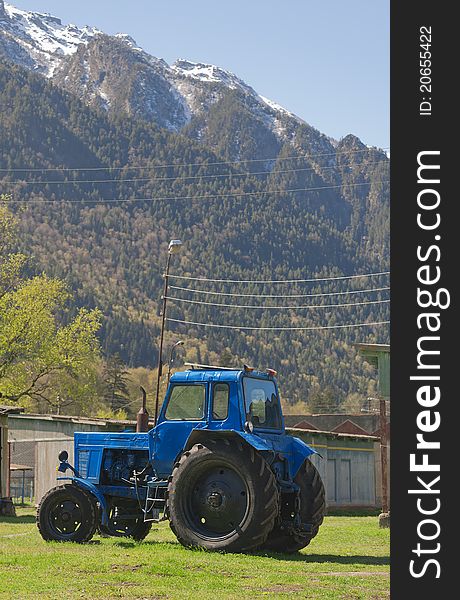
[1,1,337,159]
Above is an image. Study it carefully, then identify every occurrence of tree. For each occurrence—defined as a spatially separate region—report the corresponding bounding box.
[0,198,27,298]
[219,348,235,368]
[102,353,131,411]
[342,393,366,414]
[307,386,339,414]
[0,200,102,409]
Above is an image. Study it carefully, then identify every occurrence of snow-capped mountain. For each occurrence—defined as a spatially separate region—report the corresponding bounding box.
[0,1,100,75]
[0,1,336,160]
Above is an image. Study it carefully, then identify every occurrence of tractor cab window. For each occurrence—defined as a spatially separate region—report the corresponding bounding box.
[165,384,206,420]
[243,378,282,430]
[212,383,229,420]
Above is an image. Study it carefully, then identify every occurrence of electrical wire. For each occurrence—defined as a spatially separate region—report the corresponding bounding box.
[169,285,391,299]
[6,180,389,203]
[0,159,389,186]
[168,270,389,284]
[166,318,390,331]
[0,146,389,173]
[165,296,390,310]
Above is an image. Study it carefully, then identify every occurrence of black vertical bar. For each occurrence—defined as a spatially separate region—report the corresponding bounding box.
[391,2,455,596]
[380,397,389,514]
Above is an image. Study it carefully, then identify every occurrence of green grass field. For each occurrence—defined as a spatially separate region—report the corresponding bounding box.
[1,508,389,599]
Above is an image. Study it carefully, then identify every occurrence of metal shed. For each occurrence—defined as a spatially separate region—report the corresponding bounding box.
[286,427,379,509]
[7,413,138,504]
[0,406,23,515]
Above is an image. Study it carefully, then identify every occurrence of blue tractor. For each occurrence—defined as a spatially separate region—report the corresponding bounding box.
[37,365,325,553]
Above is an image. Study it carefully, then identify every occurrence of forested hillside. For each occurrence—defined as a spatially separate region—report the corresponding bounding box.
[0,59,389,408]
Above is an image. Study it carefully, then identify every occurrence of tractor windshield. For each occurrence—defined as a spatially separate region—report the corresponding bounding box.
[165,384,206,420]
[243,378,282,430]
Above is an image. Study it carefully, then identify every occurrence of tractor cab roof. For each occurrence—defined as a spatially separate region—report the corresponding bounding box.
[170,364,277,384]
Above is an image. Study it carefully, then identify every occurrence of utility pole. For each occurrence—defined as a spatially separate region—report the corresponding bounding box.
[154,240,182,424]
[379,396,389,514]
[168,340,184,383]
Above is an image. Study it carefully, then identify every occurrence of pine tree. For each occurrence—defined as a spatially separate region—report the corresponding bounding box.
[102,354,131,411]
[308,386,339,414]
[219,348,235,368]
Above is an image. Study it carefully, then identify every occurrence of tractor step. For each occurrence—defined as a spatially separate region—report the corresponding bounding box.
[143,479,168,522]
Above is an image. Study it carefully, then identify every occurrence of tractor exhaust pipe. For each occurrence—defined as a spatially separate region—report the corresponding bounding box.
[136,386,149,432]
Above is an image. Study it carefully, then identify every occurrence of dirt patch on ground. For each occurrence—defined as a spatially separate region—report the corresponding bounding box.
[110,563,144,572]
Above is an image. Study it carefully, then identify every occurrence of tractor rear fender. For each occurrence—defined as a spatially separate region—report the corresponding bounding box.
[183,430,317,480]
[184,429,273,454]
[289,436,318,478]
[57,475,110,526]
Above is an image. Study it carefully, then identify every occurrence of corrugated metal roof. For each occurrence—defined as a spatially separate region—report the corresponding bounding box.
[355,343,390,353]
[286,426,379,441]
[0,405,24,415]
[8,412,139,426]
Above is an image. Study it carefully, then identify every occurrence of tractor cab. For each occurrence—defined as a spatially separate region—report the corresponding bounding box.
[151,364,285,477]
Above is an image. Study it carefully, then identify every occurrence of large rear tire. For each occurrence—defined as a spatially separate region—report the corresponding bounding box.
[37,484,97,543]
[167,438,278,552]
[261,459,325,553]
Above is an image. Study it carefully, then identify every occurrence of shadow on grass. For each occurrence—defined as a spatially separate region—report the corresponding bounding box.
[114,541,136,548]
[137,540,389,566]
[141,540,181,548]
[257,552,390,566]
[113,540,170,548]
[326,510,381,517]
[0,515,36,524]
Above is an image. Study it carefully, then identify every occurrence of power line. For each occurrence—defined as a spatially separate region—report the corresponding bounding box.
[167,318,390,332]
[165,296,390,310]
[0,159,389,186]
[168,270,390,284]
[0,147,389,173]
[9,180,389,204]
[169,285,391,299]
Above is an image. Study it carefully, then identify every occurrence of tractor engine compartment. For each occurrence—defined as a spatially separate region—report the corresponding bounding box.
[100,448,150,485]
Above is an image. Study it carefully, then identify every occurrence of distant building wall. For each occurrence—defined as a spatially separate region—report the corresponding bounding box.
[34,439,75,504]
[8,414,136,503]
[0,415,8,499]
[286,427,379,509]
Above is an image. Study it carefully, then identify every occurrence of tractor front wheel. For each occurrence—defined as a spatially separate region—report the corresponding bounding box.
[167,439,278,552]
[37,484,97,543]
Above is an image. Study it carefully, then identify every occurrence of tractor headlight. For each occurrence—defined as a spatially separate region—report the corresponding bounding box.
[244,421,254,433]
[58,450,68,462]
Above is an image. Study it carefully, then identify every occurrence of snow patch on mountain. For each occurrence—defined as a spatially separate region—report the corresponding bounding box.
[2,2,101,75]
[171,59,255,94]
[259,95,293,116]
[114,32,142,52]
[98,88,111,110]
